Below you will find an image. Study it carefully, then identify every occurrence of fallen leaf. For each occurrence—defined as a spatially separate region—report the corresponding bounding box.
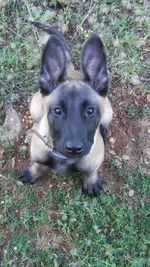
[122,155,130,161]
[108,150,116,156]
[147,94,150,103]
[0,0,8,8]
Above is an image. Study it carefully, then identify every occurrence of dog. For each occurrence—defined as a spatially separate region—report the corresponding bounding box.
[20,22,113,197]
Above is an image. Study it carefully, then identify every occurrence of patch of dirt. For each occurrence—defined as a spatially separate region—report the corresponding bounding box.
[104,85,150,173]
[36,224,72,253]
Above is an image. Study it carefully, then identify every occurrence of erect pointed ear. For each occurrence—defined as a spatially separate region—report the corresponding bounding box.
[81,34,109,96]
[39,35,66,96]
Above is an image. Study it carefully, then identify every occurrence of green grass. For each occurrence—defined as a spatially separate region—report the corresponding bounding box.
[0,168,150,266]
[0,0,150,266]
[126,105,150,119]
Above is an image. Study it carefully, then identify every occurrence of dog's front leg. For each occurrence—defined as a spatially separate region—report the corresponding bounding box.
[20,162,49,185]
[82,169,103,197]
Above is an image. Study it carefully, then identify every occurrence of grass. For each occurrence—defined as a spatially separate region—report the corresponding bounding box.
[0,0,150,266]
[0,168,150,266]
[126,105,150,119]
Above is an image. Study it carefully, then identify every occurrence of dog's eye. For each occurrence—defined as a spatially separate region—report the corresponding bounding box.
[87,107,94,116]
[54,107,62,116]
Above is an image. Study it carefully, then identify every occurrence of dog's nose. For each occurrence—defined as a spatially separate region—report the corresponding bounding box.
[65,142,83,155]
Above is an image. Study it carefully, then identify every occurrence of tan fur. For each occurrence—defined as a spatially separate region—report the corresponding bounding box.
[28,82,112,188]
[30,91,45,123]
[99,96,113,128]
[30,114,51,162]
[24,35,113,195]
[29,66,113,177]
[75,128,104,173]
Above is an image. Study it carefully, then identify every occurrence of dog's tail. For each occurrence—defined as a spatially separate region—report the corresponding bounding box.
[31,21,69,52]
[31,21,59,35]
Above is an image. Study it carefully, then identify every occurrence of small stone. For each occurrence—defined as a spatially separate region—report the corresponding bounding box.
[108,150,116,156]
[11,157,16,168]
[0,104,22,143]
[119,51,127,60]
[87,15,96,25]
[130,73,141,85]
[144,158,149,165]
[20,145,27,151]
[71,263,78,267]
[113,38,119,47]
[128,176,133,182]
[122,154,130,161]
[128,189,134,197]
[0,148,4,160]
[140,156,144,163]
[104,250,110,257]
[129,91,132,95]
[115,159,122,167]
[16,181,23,186]
[33,216,39,222]
[147,94,150,103]
[109,137,115,144]
[7,74,13,81]
[0,160,4,169]
[122,0,132,10]
[0,0,8,8]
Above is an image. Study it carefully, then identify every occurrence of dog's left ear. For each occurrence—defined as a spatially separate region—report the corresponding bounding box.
[81,34,109,96]
[39,35,66,95]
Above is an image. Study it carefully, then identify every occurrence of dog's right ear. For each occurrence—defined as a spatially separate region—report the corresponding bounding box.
[39,36,66,95]
[81,34,109,96]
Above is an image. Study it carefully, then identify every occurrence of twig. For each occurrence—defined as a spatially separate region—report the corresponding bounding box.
[23,0,40,45]
[129,87,145,101]
[0,173,8,180]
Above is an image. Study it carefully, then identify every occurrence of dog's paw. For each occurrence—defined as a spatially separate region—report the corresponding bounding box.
[82,178,103,197]
[19,168,38,185]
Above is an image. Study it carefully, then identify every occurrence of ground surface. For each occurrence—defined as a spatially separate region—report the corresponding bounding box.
[0,1,150,267]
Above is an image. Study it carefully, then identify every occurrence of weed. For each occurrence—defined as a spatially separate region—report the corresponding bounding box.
[2,141,15,157]
[18,149,28,159]
[126,105,150,119]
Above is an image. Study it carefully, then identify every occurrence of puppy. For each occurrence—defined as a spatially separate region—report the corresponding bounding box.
[20,23,113,196]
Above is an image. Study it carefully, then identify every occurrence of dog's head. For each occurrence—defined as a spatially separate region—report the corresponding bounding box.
[39,34,109,158]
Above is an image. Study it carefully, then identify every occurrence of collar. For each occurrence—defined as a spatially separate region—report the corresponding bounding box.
[30,129,72,161]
